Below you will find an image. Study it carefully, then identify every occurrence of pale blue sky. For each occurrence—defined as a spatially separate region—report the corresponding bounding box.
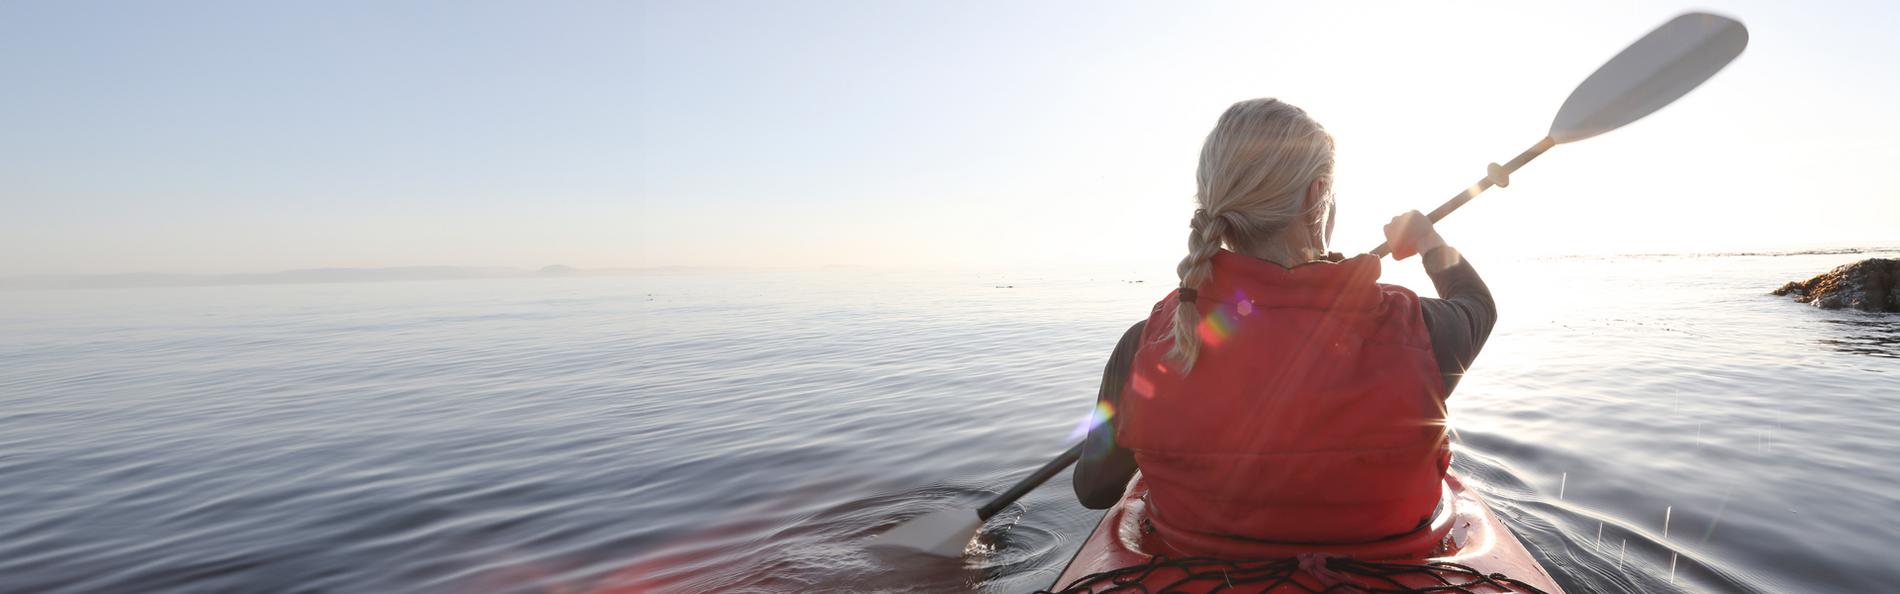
[3,1,1896,276]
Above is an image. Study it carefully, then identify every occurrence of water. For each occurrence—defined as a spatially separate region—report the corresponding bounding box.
[2,249,1897,593]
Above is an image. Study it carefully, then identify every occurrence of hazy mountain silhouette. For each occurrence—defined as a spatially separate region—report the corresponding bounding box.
[0,265,688,291]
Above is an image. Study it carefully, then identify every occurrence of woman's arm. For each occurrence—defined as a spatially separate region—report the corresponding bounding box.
[1072,320,1144,509]
[1385,210,1498,395]
[1417,246,1497,394]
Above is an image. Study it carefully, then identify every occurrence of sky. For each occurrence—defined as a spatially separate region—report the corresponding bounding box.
[2,1,1896,277]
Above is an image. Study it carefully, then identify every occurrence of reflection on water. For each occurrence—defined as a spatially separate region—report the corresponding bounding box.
[1,249,1897,594]
[1817,316,1900,358]
[623,485,1066,593]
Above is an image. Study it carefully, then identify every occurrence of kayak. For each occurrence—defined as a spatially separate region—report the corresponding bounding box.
[1046,472,1565,593]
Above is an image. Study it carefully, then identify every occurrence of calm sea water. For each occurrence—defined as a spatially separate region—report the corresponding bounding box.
[2,249,1897,593]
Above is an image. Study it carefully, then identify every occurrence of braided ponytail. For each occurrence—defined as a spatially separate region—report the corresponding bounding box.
[1165,98,1336,371]
[1167,210,1227,367]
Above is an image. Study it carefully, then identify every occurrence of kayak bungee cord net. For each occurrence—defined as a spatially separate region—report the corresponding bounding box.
[1035,553,1553,594]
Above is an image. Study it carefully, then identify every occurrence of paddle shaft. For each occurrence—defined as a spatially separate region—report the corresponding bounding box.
[980,139,1570,521]
[1368,135,1557,257]
[928,12,1741,558]
[969,138,1597,525]
[977,442,1084,520]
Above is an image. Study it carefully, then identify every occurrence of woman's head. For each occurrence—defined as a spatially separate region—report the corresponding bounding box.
[1169,98,1337,368]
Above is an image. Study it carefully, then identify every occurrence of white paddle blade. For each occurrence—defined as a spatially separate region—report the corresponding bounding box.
[1549,12,1748,143]
[871,508,982,557]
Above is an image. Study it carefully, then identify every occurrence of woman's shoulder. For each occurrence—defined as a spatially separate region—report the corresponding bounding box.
[1115,319,1148,354]
[1373,282,1427,313]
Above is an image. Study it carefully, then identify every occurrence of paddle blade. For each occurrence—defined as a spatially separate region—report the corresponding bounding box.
[871,508,982,557]
[1549,12,1748,143]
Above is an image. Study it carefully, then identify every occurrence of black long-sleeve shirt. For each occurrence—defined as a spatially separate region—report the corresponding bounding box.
[1072,247,1497,509]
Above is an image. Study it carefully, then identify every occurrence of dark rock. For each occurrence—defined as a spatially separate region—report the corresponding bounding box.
[1772,258,1900,312]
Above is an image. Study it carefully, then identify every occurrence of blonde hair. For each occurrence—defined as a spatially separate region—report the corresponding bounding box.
[1169,98,1336,369]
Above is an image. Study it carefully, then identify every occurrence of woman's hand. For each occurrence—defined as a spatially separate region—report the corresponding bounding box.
[1383,210,1448,260]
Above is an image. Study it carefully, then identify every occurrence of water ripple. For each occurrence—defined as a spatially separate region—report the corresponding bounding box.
[0,258,1894,593]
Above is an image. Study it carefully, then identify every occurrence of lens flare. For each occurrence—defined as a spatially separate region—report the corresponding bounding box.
[1197,305,1237,347]
[1068,401,1116,439]
[1129,371,1156,399]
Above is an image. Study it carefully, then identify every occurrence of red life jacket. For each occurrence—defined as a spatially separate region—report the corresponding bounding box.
[1117,250,1450,551]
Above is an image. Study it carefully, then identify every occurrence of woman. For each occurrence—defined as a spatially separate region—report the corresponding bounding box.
[1072,98,1497,553]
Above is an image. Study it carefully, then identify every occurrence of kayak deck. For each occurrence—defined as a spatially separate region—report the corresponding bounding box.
[1047,473,1564,593]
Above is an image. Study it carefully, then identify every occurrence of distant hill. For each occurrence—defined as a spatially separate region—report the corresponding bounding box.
[0,264,822,291]
[0,265,667,291]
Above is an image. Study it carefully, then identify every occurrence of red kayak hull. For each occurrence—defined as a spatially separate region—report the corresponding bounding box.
[1048,473,1565,593]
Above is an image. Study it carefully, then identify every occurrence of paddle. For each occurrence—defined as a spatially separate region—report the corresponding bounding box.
[875,442,1083,556]
[877,11,1747,558]
[1370,12,1747,257]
